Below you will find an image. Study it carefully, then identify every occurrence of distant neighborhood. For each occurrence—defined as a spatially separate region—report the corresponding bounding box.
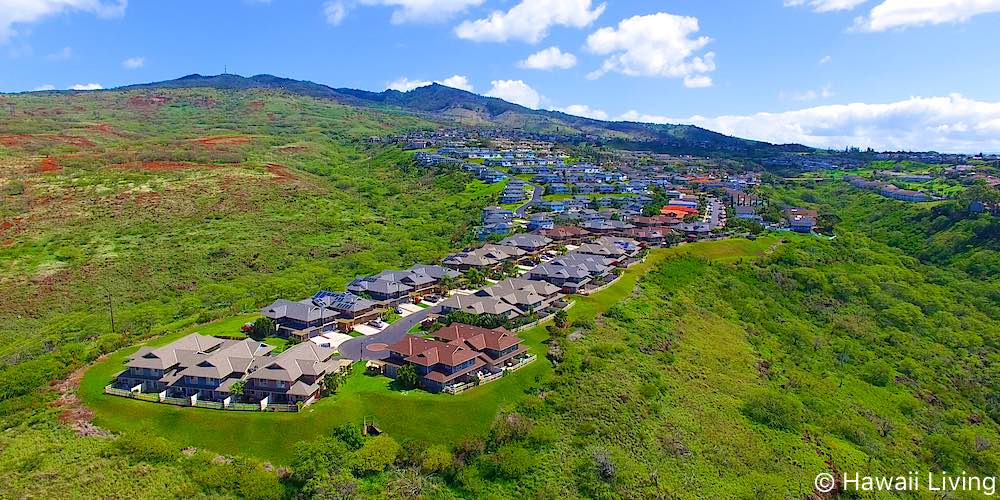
[105,130,997,413]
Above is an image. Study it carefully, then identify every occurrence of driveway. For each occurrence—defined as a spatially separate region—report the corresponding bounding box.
[514,185,543,217]
[338,305,442,360]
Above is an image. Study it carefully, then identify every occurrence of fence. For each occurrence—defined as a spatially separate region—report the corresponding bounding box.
[514,301,576,332]
[442,355,537,395]
[103,385,300,413]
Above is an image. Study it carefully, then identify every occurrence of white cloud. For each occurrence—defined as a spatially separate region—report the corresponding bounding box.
[620,94,1000,152]
[782,85,835,101]
[33,84,55,91]
[387,77,432,92]
[455,0,605,43]
[683,75,713,88]
[555,104,608,120]
[0,0,126,43]
[853,0,1000,31]
[484,79,542,109]
[323,0,348,25]
[819,55,832,65]
[362,0,483,23]
[518,46,577,70]
[783,0,868,12]
[437,74,473,91]
[326,0,482,25]
[122,56,144,69]
[70,83,102,90]
[45,46,72,60]
[387,74,473,92]
[585,12,716,86]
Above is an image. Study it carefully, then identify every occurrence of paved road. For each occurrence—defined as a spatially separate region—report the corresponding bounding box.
[338,305,442,360]
[514,185,543,217]
[707,197,724,229]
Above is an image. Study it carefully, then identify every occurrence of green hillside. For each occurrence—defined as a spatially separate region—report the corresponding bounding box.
[0,87,997,499]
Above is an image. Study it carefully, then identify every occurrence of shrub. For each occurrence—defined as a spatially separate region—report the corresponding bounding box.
[351,435,401,475]
[741,389,804,431]
[489,413,533,447]
[290,437,350,483]
[331,423,365,450]
[396,364,420,389]
[490,445,534,479]
[862,360,894,387]
[420,444,453,474]
[247,318,276,341]
[114,432,178,463]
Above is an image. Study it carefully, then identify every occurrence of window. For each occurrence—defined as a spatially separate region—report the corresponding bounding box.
[277,381,286,389]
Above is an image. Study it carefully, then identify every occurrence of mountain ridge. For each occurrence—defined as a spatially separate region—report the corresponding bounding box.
[119,73,810,156]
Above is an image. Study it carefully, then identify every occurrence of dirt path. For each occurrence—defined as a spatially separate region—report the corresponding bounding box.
[51,359,113,438]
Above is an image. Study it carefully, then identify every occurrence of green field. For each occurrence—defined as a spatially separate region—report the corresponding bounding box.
[78,238,780,464]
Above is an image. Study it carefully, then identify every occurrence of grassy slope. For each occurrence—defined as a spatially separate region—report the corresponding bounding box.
[77,238,781,465]
[467,230,998,498]
[0,88,515,419]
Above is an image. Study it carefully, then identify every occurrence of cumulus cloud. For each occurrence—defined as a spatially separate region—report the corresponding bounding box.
[555,104,608,120]
[455,0,605,43]
[485,79,543,109]
[620,94,1000,152]
[70,83,103,90]
[386,74,473,92]
[783,0,868,12]
[853,0,1000,31]
[683,75,713,89]
[45,46,72,60]
[518,46,577,70]
[122,56,144,69]
[0,0,126,43]
[585,12,715,86]
[326,0,481,25]
[33,84,55,91]
[782,85,835,101]
[323,0,348,25]
[437,74,473,91]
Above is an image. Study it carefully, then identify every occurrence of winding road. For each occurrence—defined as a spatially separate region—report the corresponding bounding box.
[338,305,442,360]
[514,185,543,217]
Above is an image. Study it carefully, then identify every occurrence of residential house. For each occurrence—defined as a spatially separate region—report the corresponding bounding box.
[116,334,276,402]
[245,342,350,405]
[527,263,592,293]
[499,234,553,256]
[476,278,563,313]
[168,339,275,401]
[527,215,554,231]
[547,183,570,195]
[540,226,589,244]
[438,294,523,319]
[383,324,529,393]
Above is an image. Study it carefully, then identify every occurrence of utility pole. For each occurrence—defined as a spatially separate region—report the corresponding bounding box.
[105,287,116,334]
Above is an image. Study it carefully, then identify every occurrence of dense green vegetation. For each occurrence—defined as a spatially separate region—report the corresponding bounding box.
[0,88,512,421]
[1,86,997,498]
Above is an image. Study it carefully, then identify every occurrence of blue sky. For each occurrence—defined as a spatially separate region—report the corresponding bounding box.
[2,0,1000,152]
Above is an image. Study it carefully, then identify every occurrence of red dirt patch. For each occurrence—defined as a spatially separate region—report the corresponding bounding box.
[35,157,62,174]
[128,94,173,110]
[0,134,94,148]
[195,135,252,146]
[247,100,265,110]
[266,163,296,183]
[52,363,112,438]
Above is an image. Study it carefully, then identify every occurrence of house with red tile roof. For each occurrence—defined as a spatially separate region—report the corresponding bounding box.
[382,324,529,392]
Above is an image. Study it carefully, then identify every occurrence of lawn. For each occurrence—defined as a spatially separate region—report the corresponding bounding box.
[78,237,781,465]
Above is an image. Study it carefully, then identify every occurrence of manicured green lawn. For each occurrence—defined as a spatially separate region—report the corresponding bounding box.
[78,238,780,465]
